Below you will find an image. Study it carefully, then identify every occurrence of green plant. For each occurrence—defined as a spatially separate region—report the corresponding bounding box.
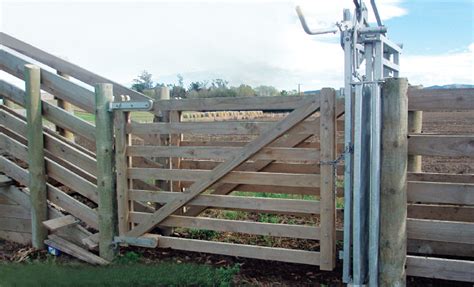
[115,251,141,264]
[188,228,218,240]
[258,213,279,224]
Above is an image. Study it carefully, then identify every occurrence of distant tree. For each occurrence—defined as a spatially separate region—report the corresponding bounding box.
[177,74,184,87]
[170,85,186,99]
[131,71,154,92]
[254,85,280,97]
[233,84,256,97]
[210,79,229,89]
[188,81,208,92]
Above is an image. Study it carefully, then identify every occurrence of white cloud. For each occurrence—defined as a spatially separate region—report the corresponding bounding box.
[1,1,472,92]
[402,43,474,86]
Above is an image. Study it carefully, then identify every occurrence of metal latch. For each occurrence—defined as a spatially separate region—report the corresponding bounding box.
[109,95,153,111]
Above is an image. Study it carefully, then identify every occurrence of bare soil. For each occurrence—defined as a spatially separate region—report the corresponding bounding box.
[38,110,474,286]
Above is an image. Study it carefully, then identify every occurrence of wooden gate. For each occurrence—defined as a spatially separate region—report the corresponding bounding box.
[114,89,339,270]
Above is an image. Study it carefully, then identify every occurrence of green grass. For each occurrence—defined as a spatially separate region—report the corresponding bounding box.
[74,111,95,122]
[0,260,239,287]
[232,191,317,201]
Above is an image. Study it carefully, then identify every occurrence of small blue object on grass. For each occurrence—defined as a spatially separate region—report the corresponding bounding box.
[47,246,61,256]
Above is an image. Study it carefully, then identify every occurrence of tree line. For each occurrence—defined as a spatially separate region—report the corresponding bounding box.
[131,71,299,99]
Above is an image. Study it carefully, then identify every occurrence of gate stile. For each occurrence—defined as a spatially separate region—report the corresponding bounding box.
[113,89,339,267]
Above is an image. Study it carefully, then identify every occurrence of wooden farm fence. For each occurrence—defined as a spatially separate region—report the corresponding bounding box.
[114,90,339,269]
[0,33,473,281]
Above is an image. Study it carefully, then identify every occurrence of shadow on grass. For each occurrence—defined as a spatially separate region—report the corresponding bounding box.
[0,261,239,287]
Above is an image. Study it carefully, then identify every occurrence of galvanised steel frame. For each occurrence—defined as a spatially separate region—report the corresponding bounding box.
[297,1,401,285]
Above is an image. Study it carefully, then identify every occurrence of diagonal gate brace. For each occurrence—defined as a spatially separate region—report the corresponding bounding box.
[125,90,331,237]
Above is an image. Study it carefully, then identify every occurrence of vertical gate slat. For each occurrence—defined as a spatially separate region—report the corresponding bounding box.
[319,88,337,270]
[125,94,322,237]
[115,111,130,235]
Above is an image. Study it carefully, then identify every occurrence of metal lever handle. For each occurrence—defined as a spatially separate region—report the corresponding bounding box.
[295,6,338,35]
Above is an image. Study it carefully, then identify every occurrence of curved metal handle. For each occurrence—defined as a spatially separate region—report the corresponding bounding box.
[295,6,338,35]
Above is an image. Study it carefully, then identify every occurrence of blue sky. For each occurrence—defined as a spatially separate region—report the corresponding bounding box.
[385,0,473,55]
[1,0,473,90]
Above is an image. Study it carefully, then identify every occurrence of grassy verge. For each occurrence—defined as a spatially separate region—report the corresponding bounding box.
[0,258,239,287]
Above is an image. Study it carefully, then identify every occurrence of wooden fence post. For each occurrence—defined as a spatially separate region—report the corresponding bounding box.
[407,86,423,173]
[95,83,117,261]
[25,64,48,249]
[319,88,336,270]
[56,70,75,141]
[153,87,171,191]
[379,78,408,285]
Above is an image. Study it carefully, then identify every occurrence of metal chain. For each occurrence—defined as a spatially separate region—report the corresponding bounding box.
[320,144,353,195]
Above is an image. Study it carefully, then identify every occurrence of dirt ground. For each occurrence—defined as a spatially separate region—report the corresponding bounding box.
[1,239,471,286]
[421,111,474,174]
[4,110,471,286]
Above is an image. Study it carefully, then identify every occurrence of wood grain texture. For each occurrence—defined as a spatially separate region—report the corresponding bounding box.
[157,235,321,265]
[408,134,474,157]
[125,95,322,237]
[407,88,474,111]
[379,78,408,286]
[318,88,336,271]
[25,64,48,249]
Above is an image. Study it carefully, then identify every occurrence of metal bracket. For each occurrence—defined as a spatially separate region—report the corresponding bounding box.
[113,235,159,248]
[109,95,153,111]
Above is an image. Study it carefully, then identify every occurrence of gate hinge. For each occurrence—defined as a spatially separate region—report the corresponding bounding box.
[109,95,153,111]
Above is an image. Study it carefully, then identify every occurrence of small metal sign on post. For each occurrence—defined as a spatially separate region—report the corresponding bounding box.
[296,1,401,285]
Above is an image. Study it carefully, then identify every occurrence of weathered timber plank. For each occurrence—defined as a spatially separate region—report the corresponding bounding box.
[0,50,94,112]
[407,219,474,244]
[0,217,31,232]
[0,230,31,244]
[407,88,474,111]
[407,239,474,258]
[0,32,149,102]
[127,168,320,188]
[0,156,99,229]
[408,134,474,157]
[129,190,320,215]
[408,181,474,205]
[158,236,321,265]
[182,99,344,218]
[43,215,78,232]
[126,95,322,237]
[45,234,109,265]
[127,120,319,136]
[0,80,95,141]
[0,108,97,176]
[0,184,93,248]
[407,172,474,184]
[115,111,131,235]
[127,146,320,162]
[319,88,336,270]
[406,255,474,282]
[151,95,317,111]
[0,134,98,203]
[130,213,320,240]
[408,204,474,222]
[0,204,31,219]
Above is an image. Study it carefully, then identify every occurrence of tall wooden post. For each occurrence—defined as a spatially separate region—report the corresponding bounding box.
[25,64,48,249]
[379,78,408,286]
[56,71,75,141]
[319,88,336,271]
[95,83,117,261]
[407,86,423,173]
[153,87,171,191]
